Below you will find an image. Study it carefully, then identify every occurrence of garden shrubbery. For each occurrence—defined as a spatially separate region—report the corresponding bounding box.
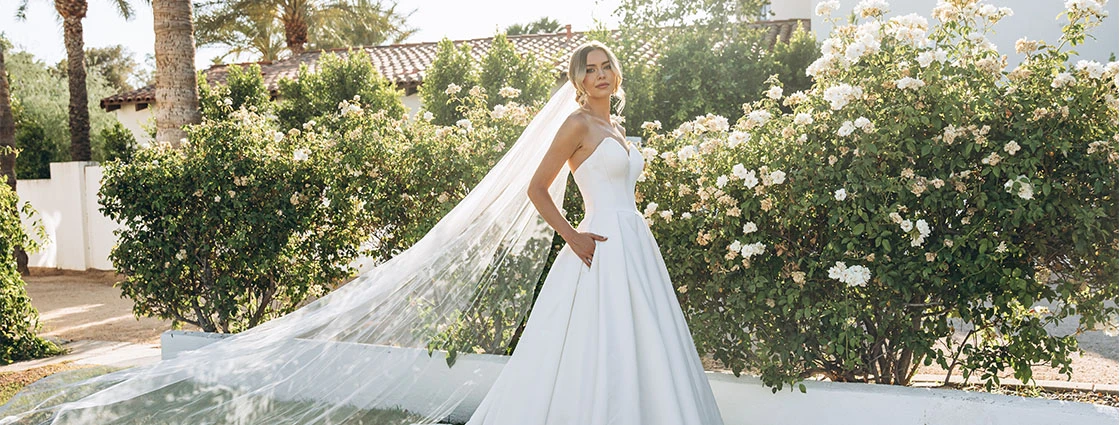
[634,0,1117,390]
[0,183,60,363]
[102,53,546,333]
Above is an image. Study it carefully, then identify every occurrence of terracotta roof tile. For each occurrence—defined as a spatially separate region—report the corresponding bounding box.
[100,19,809,109]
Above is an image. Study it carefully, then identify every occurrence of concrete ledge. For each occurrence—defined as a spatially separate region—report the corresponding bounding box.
[161,330,1119,424]
[160,330,232,360]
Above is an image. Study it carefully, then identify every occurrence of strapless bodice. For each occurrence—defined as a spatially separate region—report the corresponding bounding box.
[571,137,644,216]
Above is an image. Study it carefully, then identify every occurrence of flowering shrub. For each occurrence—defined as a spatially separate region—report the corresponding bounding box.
[276,52,405,131]
[0,184,60,363]
[102,58,544,332]
[420,35,554,127]
[637,0,1117,390]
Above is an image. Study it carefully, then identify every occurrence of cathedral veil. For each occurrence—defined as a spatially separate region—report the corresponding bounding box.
[0,84,580,424]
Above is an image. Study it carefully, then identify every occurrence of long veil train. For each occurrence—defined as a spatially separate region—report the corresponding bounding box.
[0,84,580,424]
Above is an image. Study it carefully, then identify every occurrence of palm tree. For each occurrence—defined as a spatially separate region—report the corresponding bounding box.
[17,0,134,161]
[152,0,200,146]
[505,17,562,36]
[194,0,415,61]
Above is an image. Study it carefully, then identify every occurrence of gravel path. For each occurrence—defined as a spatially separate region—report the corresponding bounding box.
[23,270,194,345]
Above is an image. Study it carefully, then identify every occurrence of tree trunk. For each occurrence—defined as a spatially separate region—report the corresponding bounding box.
[281,0,309,56]
[153,0,201,147]
[56,0,91,161]
[0,46,28,276]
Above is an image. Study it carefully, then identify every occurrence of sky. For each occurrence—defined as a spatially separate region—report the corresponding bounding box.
[0,0,623,70]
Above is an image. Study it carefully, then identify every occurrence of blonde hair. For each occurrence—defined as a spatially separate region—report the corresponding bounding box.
[568,41,626,113]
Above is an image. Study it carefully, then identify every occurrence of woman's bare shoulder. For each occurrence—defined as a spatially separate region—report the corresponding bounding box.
[556,112,591,143]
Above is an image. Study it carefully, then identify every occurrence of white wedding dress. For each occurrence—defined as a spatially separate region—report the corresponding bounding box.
[466,137,726,425]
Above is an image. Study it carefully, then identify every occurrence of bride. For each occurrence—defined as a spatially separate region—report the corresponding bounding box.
[0,42,723,425]
[466,41,725,424]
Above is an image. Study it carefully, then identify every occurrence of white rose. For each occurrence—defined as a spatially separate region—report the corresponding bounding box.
[834,188,848,201]
[743,222,758,234]
[766,86,783,100]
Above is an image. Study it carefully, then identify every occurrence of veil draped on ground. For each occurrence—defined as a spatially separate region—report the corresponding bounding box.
[0,84,580,424]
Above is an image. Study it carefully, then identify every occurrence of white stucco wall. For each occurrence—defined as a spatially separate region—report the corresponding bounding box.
[17,162,119,271]
[770,0,812,20]
[112,105,154,145]
[810,0,1119,65]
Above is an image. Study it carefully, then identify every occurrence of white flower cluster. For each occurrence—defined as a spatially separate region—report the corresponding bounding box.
[845,22,883,63]
[677,145,698,162]
[837,116,873,137]
[727,131,751,148]
[337,95,364,116]
[641,120,662,131]
[895,76,926,90]
[445,83,462,96]
[885,13,929,47]
[698,114,730,132]
[729,164,786,188]
[744,110,772,129]
[728,240,766,260]
[793,113,814,125]
[1065,0,1109,17]
[490,103,530,122]
[1075,60,1120,80]
[1051,72,1076,88]
[1015,38,1039,54]
[815,0,840,16]
[1003,140,1021,155]
[890,212,931,246]
[916,49,948,68]
[824,84,864,110]
[644,202,659,216]
[498,86,521,98]
[1004,175,1034,200]
[676,114,730,136]
[828,261,872,287]
[743,222,758,234]
[293,148,310,162]
[1086,140,1109,155]
[854,0,889,18]
[456,118,473,132]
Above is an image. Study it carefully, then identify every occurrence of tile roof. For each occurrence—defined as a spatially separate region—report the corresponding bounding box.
[100,19,809,109]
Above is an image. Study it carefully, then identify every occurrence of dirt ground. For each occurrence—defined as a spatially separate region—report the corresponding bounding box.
[23,269,193,346]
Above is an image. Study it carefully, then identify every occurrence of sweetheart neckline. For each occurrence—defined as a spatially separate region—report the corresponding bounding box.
[572,137,633,174]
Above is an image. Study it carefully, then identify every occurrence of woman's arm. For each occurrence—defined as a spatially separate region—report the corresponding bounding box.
[527,115,606,267]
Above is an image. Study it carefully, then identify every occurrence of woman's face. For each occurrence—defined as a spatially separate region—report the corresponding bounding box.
[581,49,615,100]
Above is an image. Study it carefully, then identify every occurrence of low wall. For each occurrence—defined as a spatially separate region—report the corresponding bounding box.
[161,331,1119,425]
[16,161,119,270]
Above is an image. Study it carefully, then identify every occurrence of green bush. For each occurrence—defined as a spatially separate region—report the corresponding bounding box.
[96,121,136,163]
[610,19,821,134]
[276,52,404,131]
[199,63,272,122]
[418,39,479,126]
[478,33,554,110]
[13,102,53,179]
[0,184,61,363]
[635,1,1117,391]
[102,61,546,334]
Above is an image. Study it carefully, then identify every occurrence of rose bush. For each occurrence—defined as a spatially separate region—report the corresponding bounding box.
[636,0,1118,390]
[102,57,546,333]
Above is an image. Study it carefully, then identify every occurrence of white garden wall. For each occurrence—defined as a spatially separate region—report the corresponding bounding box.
[16,161,120,271]
[161,331,1119,425]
